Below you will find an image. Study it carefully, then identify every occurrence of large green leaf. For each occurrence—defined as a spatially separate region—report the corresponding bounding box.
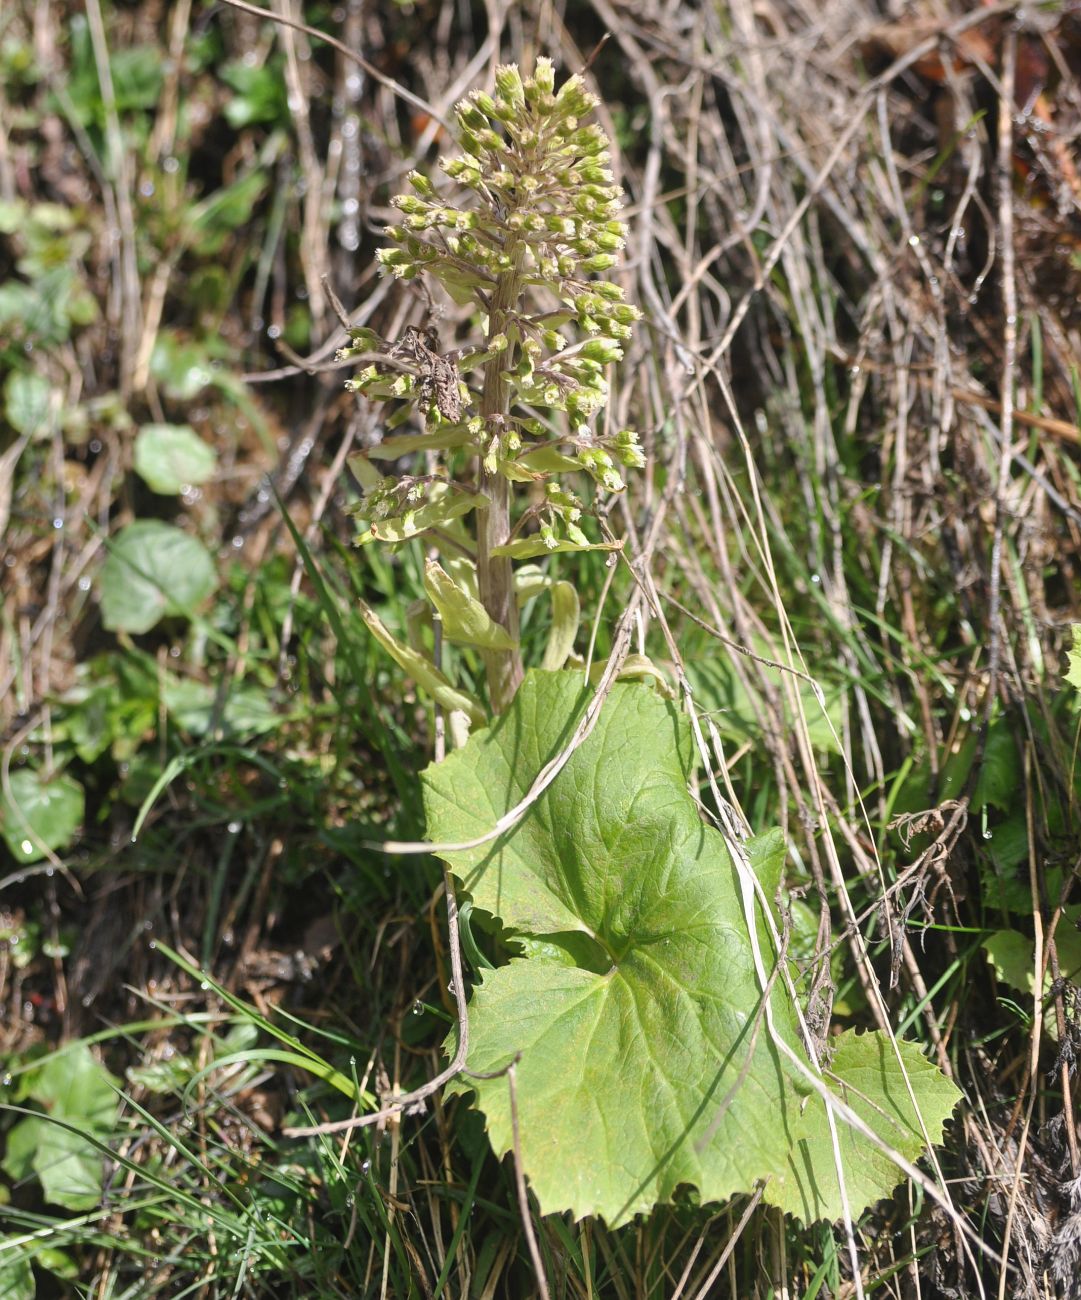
[423,671,959,1225]
[99,521,218,634]
[0,768,84,864]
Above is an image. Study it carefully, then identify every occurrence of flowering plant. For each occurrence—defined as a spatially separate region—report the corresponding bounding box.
[341,58,641,714]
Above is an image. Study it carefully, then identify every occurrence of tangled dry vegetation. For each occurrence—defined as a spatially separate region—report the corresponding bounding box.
[3,0,1081,1296]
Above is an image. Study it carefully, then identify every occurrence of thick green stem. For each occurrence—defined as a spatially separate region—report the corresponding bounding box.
[476,257,525,713]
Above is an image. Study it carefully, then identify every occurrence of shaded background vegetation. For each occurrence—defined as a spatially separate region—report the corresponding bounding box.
[2,0,1081,1295]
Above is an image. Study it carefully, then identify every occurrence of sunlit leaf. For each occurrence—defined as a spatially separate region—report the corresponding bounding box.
[0,768,84,864]
[423,671,959,1225]
[358,597,486,727]
[356,489,487,546]
[541,581,579,671]
[423,561,517,650]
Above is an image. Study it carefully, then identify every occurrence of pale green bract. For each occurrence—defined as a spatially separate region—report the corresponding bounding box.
[422,671,961,1226]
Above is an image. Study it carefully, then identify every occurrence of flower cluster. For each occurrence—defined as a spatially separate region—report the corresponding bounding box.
[342,58,642,551]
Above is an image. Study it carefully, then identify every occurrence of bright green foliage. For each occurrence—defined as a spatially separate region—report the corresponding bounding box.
[343,58,644,554]
[1,1044,119,1211]
[99,520,218,634]
[0,200,98,347]
[0,768,84,864]
[687,650,845,756]
[423,671,960,1225]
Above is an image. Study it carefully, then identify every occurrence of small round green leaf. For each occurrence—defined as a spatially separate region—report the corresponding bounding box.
[133,423,217,494]
[1,768,84,864]
[99,521,218,634]
[4,370,52,436]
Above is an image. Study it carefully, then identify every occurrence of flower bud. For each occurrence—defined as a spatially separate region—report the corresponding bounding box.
[408,170,435,196]
[456,102,487,132]
[377,247,411,272]
[580,338,623,363]
[495,64,525,105]
[532,57,556,96]
[546,215,577,236]
[579,165,614,186]
[555,76,597,118]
